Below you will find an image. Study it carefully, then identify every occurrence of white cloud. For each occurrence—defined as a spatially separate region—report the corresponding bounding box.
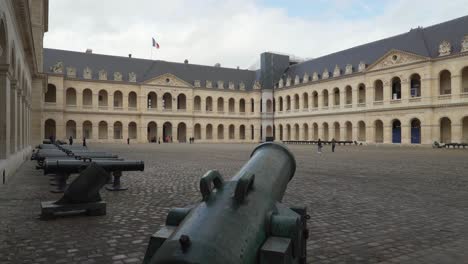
[44,0,468,69]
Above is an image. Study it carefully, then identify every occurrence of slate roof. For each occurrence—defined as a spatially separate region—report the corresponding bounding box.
[43,49,258,90]
[283,15,468,83]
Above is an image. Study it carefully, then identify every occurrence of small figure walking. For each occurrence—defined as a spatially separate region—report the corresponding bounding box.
[331,138,336,152]
[158,137,161,144]
[69,136,73,145]
[82,136,87,147]
[317,138,322,154]
[127,137,130,145]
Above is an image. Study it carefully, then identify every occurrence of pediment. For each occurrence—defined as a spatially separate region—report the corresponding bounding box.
[143,73,192,88]
[367,50,429,71]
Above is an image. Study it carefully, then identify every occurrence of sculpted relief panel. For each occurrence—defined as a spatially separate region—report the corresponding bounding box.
[370,51,425,71]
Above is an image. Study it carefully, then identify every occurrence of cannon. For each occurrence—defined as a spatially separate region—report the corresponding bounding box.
[143,142,308,264]
[40,162,111,219]
[33,151,118,162]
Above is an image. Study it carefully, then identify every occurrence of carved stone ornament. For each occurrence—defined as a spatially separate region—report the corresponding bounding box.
[333,65,341,77]
[312,72,319,81]
[206,80,212,88]
[253,81,261,90]
[278,78,284,88]
[322,69,329,79]
[377,53,412,69]
[303,73,309,83]
[358,61,366,72]
[217,80,224,89]
[294,75,300,85]
[345,64,353,74]
[98,69,107,80]
[66,67,76,77]
[286,76,291,86]
[83,67,92,79]
[50,61,63,73]
[239,82,246,90]
[228,81,235,89]
[438,40,451,56]
[113,72,122,81]
[128,72,136,82]
[461,35,468,53]
[194,80,201,87]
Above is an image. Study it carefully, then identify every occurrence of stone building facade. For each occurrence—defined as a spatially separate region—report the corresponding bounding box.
[40,15,468,146]
[0,0,48,180]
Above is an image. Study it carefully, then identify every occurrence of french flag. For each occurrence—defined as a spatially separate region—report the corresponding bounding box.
[152,37,160,49]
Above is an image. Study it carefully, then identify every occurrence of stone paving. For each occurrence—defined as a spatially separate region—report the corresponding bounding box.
[1,143,468,264]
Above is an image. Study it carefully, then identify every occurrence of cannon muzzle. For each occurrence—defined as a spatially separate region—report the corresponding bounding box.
[43,160,144,175]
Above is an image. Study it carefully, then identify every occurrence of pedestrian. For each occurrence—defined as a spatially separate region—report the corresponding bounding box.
[127,137,130,145]
[317,138,322,154]
[83,136,87,147]
[69,136,73,145]
[158,137,161,144]
[331,138,336,152]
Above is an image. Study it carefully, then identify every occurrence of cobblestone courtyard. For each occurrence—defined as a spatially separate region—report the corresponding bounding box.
[1,143,468,264]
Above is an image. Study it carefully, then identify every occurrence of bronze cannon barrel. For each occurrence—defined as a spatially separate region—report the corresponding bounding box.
[43,160,144,175]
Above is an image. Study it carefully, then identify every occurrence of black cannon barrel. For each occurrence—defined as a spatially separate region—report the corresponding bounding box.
[147,142,299,264]
[35,152,117,161]
[36,157,125,170]
[43,160,144,175]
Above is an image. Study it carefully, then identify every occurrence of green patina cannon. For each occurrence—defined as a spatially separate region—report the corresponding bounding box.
[143,142,309,264]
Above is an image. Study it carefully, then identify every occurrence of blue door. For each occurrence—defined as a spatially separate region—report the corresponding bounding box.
[411,127,420,144]
[392,128,401,143]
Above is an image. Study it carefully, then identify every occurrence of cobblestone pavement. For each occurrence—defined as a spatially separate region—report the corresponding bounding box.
[1,143,468,264]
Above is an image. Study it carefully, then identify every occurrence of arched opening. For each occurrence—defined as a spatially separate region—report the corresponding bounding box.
[66,88,77,106]
[44,119,56,139]
[193,96,201,111]
[345,86,352,105]
[45,84,56,102]
[279,97,283,111]
[163,93,172,110]
[266,125,272,138]
[323,123,329,141]
[301,93,308,109]
[312,92,318,108]
[240,99,246,113]
[358,84,366,104]
[410,119,421,144]
[99,121,108,139]
[313,123,318,140]
[440,117,451,143]
[83,121,92,139]
[228,98,235,113]
[293,124,299,140]
[286,96,291,110]
[239,125,246,140]
[374,80,383,101]
[99,90,108,107]
[375,120,383,143]
[462,116,468,143]
[66,120,77,139]
[279,124,283,140]
[217,97,224,112]
[322,90,329,107]
[194,124,201,140]
[206,124,213,140]
[177,94,187,110]
[462,67,468,93]
[217,124,224,140]
[113,121,123,139]
[147,92,157,109]
[128,122,137,139]
[147,122,157,142]
[439,70,451,95]
[163,122,173,142]
[206,96,213,111]
[392,120,401,143]
[128,92,137,108]
[333,88,340,106]
[114,91,123,108]
[229,124,235,139]
[266,99,272,112]
[345,122,352,141]
[294,94,299,109]
[250,98,255,112]
[358,121,366,141]
[286,124,291,140]
[391,77,401,100]
[251,125,254,140]
[303,123,309,140]
[0,19,6,64]
[83,89,93,107]
[410,74,421,98]
[177,123,187,142]
[333,122,340,140]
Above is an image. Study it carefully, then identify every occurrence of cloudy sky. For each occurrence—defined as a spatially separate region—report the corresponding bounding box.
[44,0,468,69]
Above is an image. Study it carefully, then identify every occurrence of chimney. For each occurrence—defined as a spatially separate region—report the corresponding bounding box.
[85,48,93,54]
[184,59,188,64]
[237,66,239,70]
[128,54,132,58]
[214,63,221,67]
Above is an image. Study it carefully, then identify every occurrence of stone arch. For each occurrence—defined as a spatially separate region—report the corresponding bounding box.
[322,89,329,107]
[128,92,137,108]
[83,88,93,106]
[266,125,272,138]
[147,121,157,142]
[440,117,451,143]
[206,96,213,111]
[266,99,272,112]
[439,70,452,95]
[374,120,383,143]
[228,98,235,113]
[229,124,235,139]
[147,91,157,109]
[217,124,224,140]
[294,94,300,109]
[345,85,352,105]
[193,96,201,111]
[44,119,56,139]
[240,125,246,140]
[391,77,401,100]
[99,90,108,107]
[313,123,318,140]
[392,119,401,143]
[374,80,384,101]
[177,94,186,110]
[462,67,468,93]
[410,73,421,98]
[358,83,366,104]
[410,118,421,144]
[239,99,246,113]
[333,122,341,140]
[45,84,56,102]
[286,95,291,110]
[163,122,173,142]
[162,92,172,110]
[462,116,468,143]
[333,87,340,106]
[358,121,366,141]
[217,97,224,112]
[278,97,283,111]
[345,121,352,141]
[194,123,201,140]
[66,87,77,106]
[312,91,318,108]
[83,120,92,139]
[128,122,137,139]
[66,120,77,139]
[206,124,213,139]
[322,122,329,140]
[98,121,108,139]
[114,91,123,108]
[113,121,123,139]
[177,122,187,142]
[303,123,309,140]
